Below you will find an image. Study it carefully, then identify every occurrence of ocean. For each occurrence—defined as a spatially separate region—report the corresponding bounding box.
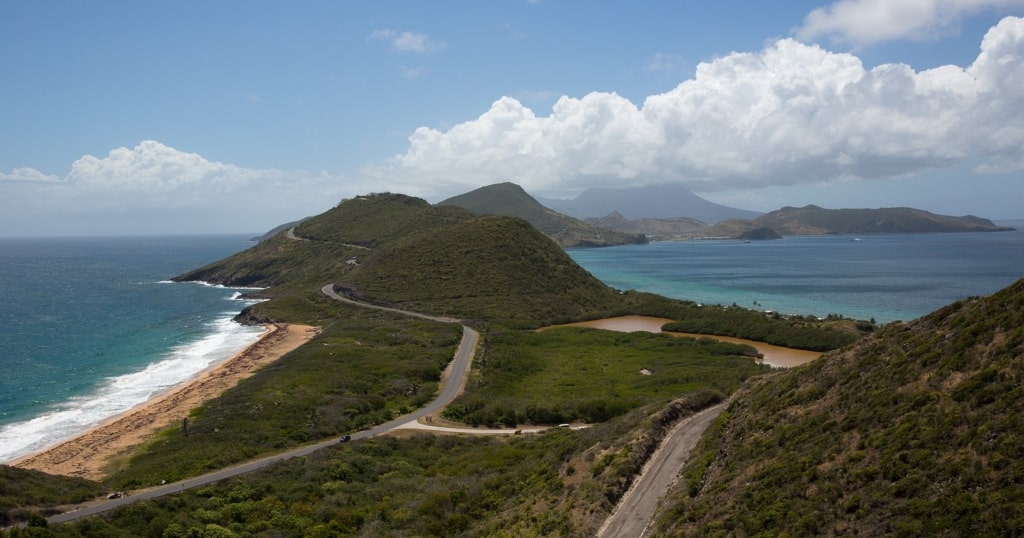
[2,230,1022,465]
[569,229,1024,324]
[0,235,264,463]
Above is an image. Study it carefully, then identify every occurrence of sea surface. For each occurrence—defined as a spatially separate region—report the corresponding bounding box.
[0,235,263,463]
[570,230,1024,324]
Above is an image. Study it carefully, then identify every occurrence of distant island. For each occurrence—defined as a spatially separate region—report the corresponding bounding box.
[441,182,1013,242]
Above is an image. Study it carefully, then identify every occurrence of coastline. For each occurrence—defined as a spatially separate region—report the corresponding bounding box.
[10,323,319,480]
[544,316,821,367]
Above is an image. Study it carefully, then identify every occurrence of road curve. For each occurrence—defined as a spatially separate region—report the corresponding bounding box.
[45,286,477,526]
[597,402,727,538]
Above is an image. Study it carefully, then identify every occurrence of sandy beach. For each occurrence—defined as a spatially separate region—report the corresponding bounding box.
[11,323,319,480]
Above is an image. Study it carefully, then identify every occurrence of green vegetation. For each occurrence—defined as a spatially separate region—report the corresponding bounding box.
[0,466,106,528]
[608,291,868,351]
[753,204,1015,235]
[18,392,717,538]
[445,327,767,426]
[2,191,890,534]
[104,301,462,490]
[661,305,866,351]
[345,215,623,324]
[438,182,647,247]
[652,278,1024,536]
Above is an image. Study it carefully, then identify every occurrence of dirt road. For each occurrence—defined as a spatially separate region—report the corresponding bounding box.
[598,402,726,538]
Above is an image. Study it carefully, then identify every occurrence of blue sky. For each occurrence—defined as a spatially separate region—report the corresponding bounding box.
[2,0,1023,236]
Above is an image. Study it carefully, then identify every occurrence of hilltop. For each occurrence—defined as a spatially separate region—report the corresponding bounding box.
[584,211,708,240]
[5,191,876,534]
[705,204,1016,237]
[538,183,762,223]
[176,192,624,324]
[654,278,1024,536]
[437,182,647,248]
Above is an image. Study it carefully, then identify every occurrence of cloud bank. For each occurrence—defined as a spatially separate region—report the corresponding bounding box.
[796,0,1024,46]
[363,16,1024,199]
[0,141,351,235]
[4,16,1022,235]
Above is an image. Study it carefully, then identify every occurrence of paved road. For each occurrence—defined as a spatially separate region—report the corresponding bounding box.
[45,286,477,525]
[597,402,727,538]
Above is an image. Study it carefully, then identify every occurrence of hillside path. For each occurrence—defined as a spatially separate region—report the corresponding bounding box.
[42,287,478,526]
[598,402,727,538]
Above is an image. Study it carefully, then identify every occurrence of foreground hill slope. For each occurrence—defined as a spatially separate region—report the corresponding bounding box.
[655,278,1024,536]
[437,182,647,247]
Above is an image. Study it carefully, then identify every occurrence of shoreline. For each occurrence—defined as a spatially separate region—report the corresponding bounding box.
[543,316,821,367]
[10,323,319,480]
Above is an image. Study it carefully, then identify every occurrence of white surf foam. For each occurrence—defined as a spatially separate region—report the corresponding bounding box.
[0,315,265,464]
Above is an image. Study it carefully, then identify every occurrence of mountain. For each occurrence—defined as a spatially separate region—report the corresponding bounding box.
[437,182,647,247]
[585,211,709,240]
[176,192,623,323]
[654,277,1024,536]
[538,183,762,223]
[752,204,1016,235]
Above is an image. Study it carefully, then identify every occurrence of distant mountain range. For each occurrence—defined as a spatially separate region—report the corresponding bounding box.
[436,182,647,248]
[585,203,1014,239]
[537,183,762,223]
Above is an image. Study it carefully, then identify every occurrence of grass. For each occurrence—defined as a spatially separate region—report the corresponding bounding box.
[40,392,721,538]
[444,327,768,427]
[102,300,462,490]
[652,278,1024,537]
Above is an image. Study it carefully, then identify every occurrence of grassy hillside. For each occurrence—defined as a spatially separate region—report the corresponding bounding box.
[0,466,105,527]
[755,204,1015,235]
[438,182,647,247]
[2,191,876,532]
[444,327,768,427]
[654,278,1024,536]
[176,193,625,324]
[51,393,724,538]
[342,214,623,324]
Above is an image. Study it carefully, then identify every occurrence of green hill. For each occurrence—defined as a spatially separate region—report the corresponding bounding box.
[654,278,1024,536]
[437,182,647,247]
[176,192,623,324]
[0,465,105,527]
[754,205,1015,235]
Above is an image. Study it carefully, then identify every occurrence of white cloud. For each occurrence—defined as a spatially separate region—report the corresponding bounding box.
[371,29,445,53]
[361,17,1024,200]
[795,0,1024,46]
[1,141,360,235]
[0,167,62,182]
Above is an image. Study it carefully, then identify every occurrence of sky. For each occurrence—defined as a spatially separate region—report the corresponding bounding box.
[2,0,1023,236]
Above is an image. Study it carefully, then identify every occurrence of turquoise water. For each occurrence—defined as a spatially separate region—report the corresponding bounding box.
[2,231,1022,464]
[569,231,1024,324]
[0,235,262,463]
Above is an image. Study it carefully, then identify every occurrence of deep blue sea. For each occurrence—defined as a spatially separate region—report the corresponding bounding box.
[570,230,1024,324]
[0,235,263,463]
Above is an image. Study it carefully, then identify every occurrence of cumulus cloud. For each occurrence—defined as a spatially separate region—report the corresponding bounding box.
[0,167,62,182]
[795,0,1024,46]
[370,29,446,53]
[362,16,1024,199]
[1,141,356,235]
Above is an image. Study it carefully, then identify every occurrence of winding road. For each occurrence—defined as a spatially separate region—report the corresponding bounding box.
[42,284,725,536]
[44,285,477,525]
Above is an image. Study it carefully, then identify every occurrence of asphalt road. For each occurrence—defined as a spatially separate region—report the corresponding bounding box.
[597,402,727,538]
[45,285,477,525]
